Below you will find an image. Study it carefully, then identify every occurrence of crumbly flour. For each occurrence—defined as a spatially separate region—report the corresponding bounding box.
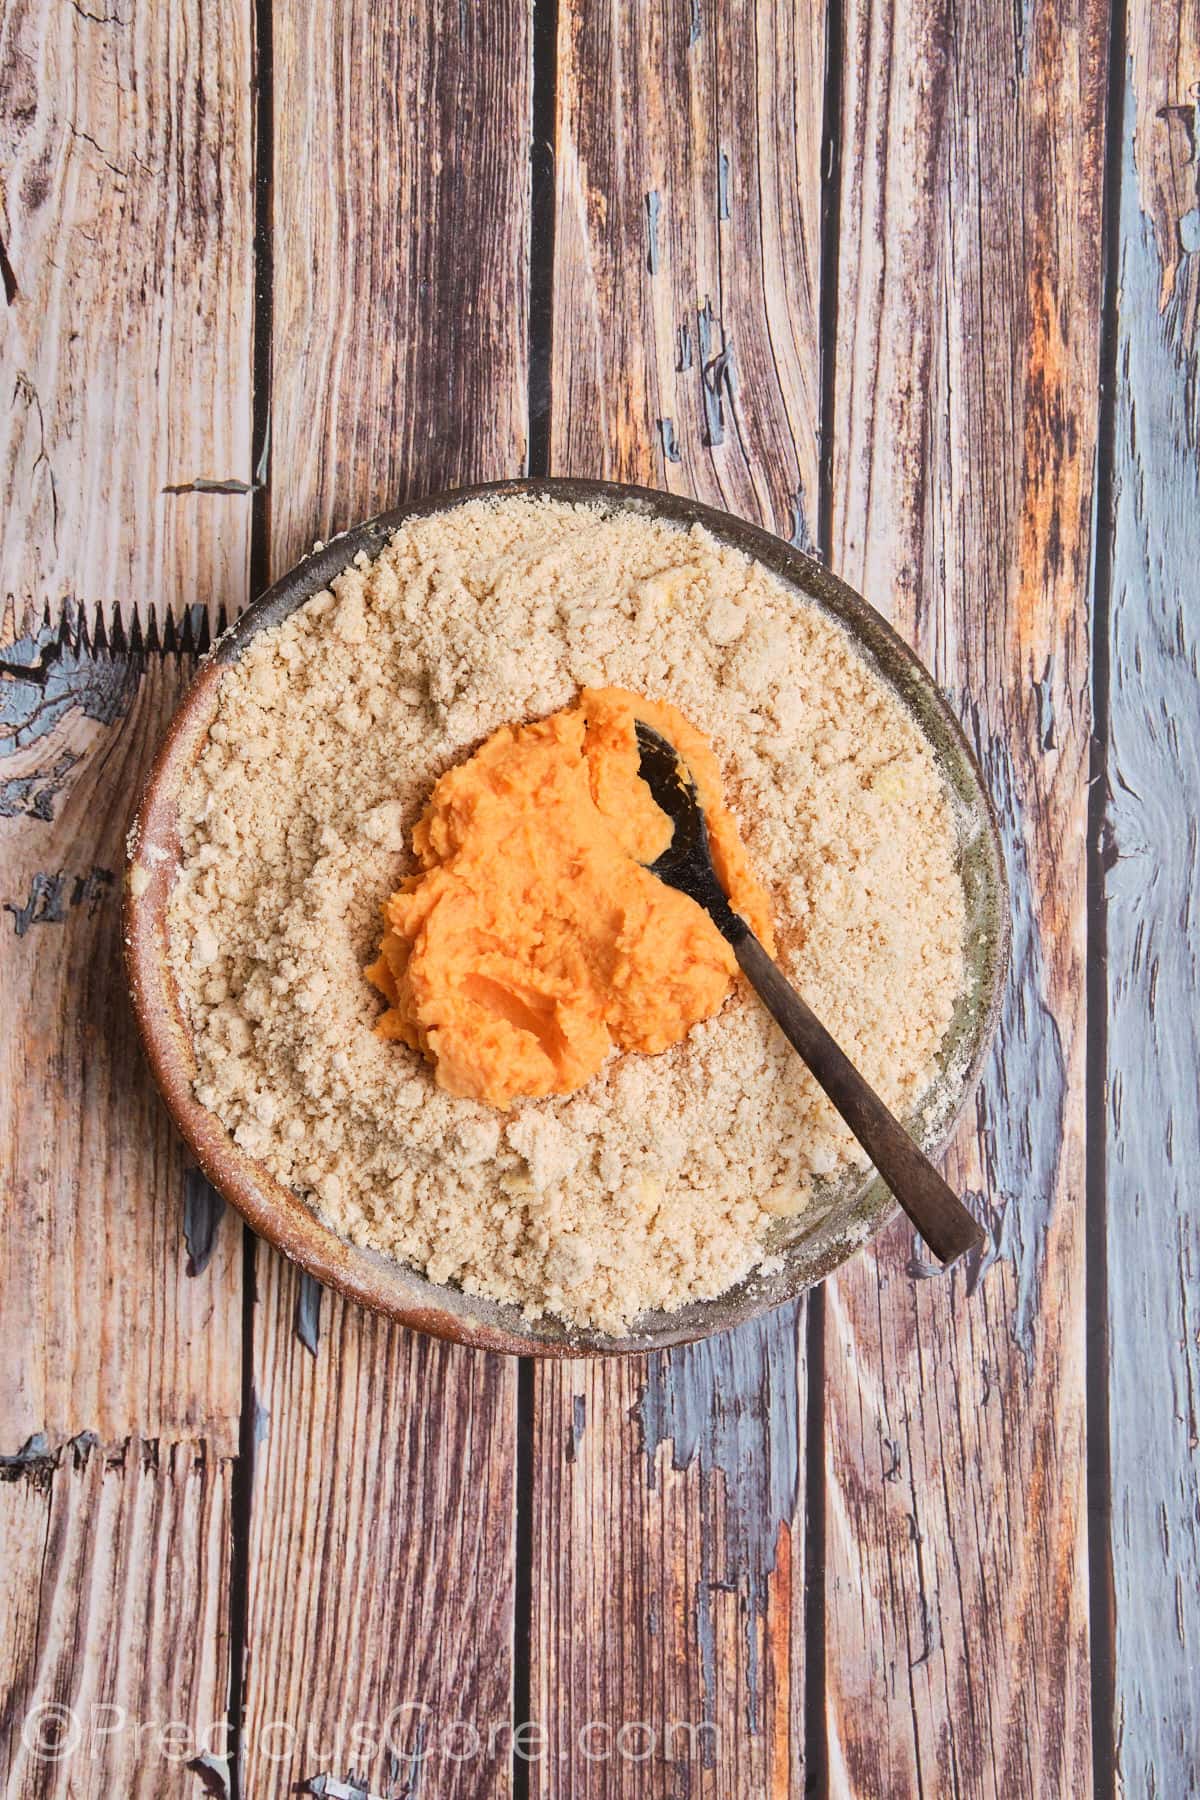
[168,496,966,1334]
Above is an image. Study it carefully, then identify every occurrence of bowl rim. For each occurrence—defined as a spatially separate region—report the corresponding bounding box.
[124,475,1011,1358]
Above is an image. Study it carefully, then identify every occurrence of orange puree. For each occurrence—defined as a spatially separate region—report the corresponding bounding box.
[366,687,773,1107]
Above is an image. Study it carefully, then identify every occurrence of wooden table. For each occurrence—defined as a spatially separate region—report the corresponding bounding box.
[1,0,1196,1794]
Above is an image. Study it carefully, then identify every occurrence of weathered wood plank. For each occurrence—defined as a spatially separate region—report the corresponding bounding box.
[552,0,823,546]
[0,1437,232,1799]
[0,4,251,1781]
[0,643,244,1451]
[823,0,1107,1790]
[239,2,531,1791]
[268,0,531,575]
[1103,3,1200,1789]
[0,0,253,1452]
[0,0,255,628]
[533,1325,806,1796]
[539,2,823,1790]
[242,1273,518,1797]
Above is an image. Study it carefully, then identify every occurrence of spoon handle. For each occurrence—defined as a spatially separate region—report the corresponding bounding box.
[732,930,988,1268]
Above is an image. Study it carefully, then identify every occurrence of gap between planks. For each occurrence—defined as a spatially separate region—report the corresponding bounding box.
[1082,0,1128,1792]
[804,0,847,1788]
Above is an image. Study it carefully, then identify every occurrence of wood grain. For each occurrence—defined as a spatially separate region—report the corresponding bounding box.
[823,0,1108,1789]
[0,1437,232,1798]
[533,1324,807,1796]
[539,3,823,1790]
[0,1,252,1780]
[0,0,254,629]
[269,0,531,574]
[552,0,824,546]
[238,3,531,1792]
[1103,2,1200,1789]
[0,640,243,1451]
[241,1271,518,1798]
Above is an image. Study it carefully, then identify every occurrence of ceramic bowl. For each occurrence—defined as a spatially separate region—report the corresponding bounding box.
[125,478,1010,1356]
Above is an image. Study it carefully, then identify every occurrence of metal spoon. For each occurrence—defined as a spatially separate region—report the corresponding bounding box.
[634,720,988,1269]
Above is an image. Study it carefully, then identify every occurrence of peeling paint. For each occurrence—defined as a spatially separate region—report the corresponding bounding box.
[0,1432,51,1472]
[295,1270,322,1355]
[789,489,816,554]
[1011,0,1032,79]
[187,1751,231,1798]
[0,748,80,820]
[305,1775,376,1800]
[635,1308,801,1738]
[3,870,67,935]
[4,864,114,936]
[658,417,681,463]
[645,190,662,275]
[565,1393,586,1464]
[183,1170,225,1277]
[1105,71,1200,1797]
[161,476,259,496]
[697,302,735,448]
[1032,654,1057,749]
[0,1430,100,1476]
[958,721,1066,1357]
[0,605,139,753]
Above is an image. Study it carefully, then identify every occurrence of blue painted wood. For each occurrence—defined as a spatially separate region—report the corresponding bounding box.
[1104,15,1200,1792]
[636,1308,804,1740]
[531,1317,807,1794]
[824,0,1107,1783]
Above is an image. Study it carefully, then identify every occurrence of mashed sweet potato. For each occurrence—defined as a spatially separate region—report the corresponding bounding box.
[367,687,773,1106]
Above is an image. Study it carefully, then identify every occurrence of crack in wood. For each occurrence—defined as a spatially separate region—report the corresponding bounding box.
[0,230,17,305]
[13,371,60,555]
[67,120,149,181]
[68,0,128,23]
